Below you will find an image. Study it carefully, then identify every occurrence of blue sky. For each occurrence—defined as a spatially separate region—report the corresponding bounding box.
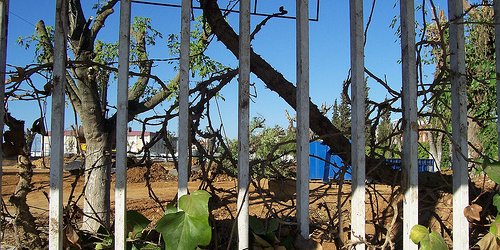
[7,0,446,139]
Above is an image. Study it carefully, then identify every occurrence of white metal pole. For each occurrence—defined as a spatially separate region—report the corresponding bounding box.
[0,1,8,247]
[448,0,469,249]
[349,0,366,249]
[237,0,250,248]
[178,0,191,199]
[49,0,67,248]
[400,1,418,249]
[114,0,131,249]
[296,0,310,240]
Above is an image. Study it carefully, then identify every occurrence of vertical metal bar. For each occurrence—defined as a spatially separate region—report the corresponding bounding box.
[0,1,8,247]
[349,0,365,249]
[49,0,67,248]
[178,0,191,199]
[448,0,469,249]
[296,0,310,240]
[114,0,131,249]
[400,1,418,249]
[237,0,250,248]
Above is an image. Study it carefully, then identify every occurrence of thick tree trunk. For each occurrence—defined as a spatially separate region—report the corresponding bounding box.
[80,135,112,232]
[9,155,43,249]
[74,51,112,232]
[4,114,43,248]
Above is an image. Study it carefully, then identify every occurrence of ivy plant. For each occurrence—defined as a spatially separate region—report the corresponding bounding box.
[410,224,448,250]
[476,161,500,249]
[156,190,212,250]
[94,190,211,250]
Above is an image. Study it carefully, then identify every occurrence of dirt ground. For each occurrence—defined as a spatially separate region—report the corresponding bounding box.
[2,158,484,249]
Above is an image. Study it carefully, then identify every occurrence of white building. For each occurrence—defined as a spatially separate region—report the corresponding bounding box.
[35,130,169,157]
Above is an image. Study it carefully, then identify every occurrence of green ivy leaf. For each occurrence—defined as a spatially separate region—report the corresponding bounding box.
[165,203,177,215]
[156,190,211,250]
[493,194,500,213]
[410,225,429,244]
[178,190,211,218]
[410,225,448,250]
[249,216,266,235]
[426,232,448,250]
[484,162,500,184]
[268,218,279,232]
[127,210,151,239]
[136,243,161,250]
[249,216,279,236]
[490,215,500,238]
[95,235,113,250]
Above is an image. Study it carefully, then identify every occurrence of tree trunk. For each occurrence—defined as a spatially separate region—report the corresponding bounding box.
[200,0,394,181]
[75,53,112,232]
[9,155,43,249]
[467,118,482,162]
[428,131,443,170]
[80,126,111,232]
[4,114,43,248]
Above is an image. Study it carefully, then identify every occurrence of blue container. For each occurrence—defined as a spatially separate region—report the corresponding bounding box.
[309,141,352,181]
[385,158,436,172]
[309,141,436,182]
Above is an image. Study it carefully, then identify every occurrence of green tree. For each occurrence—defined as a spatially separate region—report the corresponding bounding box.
[376,98,393,158]
[332,91,351,136]
[17,0,224,232]
[222,117,296,179]
[424,2,497,169]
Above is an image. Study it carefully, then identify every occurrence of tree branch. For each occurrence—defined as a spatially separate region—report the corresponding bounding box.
[90,0,119,44]
[128,27,153,101]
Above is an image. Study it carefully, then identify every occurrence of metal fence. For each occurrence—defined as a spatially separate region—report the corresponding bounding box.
[0,0,476,249]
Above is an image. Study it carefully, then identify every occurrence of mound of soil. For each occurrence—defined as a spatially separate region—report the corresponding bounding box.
[126,163,177,183]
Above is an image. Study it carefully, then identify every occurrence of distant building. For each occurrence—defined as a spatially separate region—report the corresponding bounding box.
[34,130,170,157]
[126,130,171,157]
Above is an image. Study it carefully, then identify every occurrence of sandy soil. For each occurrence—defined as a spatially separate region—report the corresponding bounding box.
[1,158,475,249]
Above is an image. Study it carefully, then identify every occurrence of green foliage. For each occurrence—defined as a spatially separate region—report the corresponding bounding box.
[131,243,161,250]
[95,235,114,250]
[410,225,429,244]
[476,213,500,249]
[423,4,500,166]
[483,161,500,184]
[249,215,279,236]
[155,190,212,250]
[493,194,500,212]
[475,162,500,249]
[410,224,448,250]
[251,123,295,161]
[489,215,500,238]
[479,121,498,160]
[17,25,54,64]
[223,117,296,179]
[332,92,351,136]
[126,210,152,240]
[132,17,163,47]
[418,141,430,159]
[94,40,119,65]
[167,16,227,79]
[92,191,211,250]
[249,216,291,249]
[374,99,400,158]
